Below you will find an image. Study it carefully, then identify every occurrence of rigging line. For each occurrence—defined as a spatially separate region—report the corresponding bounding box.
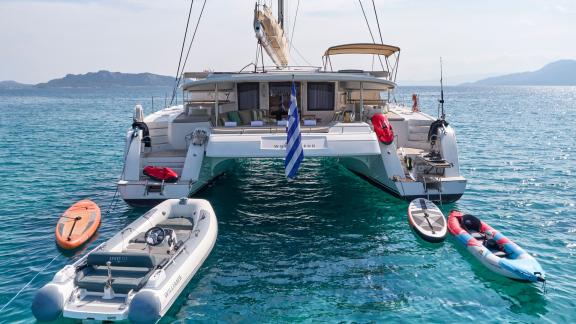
[371,0,390,72]
[357,0,385,71]
[289,0,301,54]
[358,0,376,43]
[170,0,195,105]
[288,47,303,66]
[290,43,313,66]
[172,0,208,106]
[371,0,384,44]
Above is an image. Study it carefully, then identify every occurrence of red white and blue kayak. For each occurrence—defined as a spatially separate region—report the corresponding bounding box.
[448,210,545,283]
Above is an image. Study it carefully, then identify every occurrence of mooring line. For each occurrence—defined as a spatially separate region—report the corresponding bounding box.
[0,254,59,313]
[1,177,123,313]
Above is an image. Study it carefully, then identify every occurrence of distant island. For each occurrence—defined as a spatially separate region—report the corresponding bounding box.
[467,60,576,86]
[0,80,33,89]
[0,70,174,89]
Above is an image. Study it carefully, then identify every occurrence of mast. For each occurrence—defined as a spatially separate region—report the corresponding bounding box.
[278,0,284,29]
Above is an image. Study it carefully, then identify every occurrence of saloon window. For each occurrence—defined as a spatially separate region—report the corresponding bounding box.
[237,83,259,110]
[307,82,335,111]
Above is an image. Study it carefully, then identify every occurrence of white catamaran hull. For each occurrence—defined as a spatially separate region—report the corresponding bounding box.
[118,105,466,205]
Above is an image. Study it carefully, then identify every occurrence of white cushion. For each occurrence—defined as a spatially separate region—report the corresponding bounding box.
[277,120,288,126]
[251,120,264,127]
[303,119,316,126]
[224,121,237,127]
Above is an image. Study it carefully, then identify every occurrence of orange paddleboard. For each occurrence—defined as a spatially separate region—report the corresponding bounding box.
[55,200,101,250]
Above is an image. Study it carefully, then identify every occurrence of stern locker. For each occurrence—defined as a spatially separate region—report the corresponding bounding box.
[141,156,185,180]
[142,121,185,179]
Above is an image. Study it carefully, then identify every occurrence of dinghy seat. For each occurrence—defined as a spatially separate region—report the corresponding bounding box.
[462,214,482,232]
[75,252,158,294]
[462,215,487,241]
[484,239,507,257]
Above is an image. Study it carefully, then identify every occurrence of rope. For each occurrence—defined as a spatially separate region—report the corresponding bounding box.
[371,0,384,44]
[288,0,300,54]
[104,186,120,217]
[0,119,138,313]
[172,0,208,101]
[371,0,390,72]
[0,254,59,313]
[170,0,195,106]
[358,0,376,44]
[0,153,124,312]
[290,43,313,67]
[357,0,385,70]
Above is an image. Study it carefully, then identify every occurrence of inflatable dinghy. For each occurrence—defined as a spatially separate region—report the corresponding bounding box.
[143,166,179,182]
[408,198,447,243]
[55,200,101,250]
[32,198,217,323]
[448,210,545,283]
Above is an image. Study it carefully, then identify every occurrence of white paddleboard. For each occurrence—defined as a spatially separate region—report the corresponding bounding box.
[408,198,447,243]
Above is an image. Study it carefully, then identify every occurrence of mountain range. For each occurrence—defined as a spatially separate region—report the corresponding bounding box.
[0,80,33,89]
[0,70,174,89]
[2,61,576,89]
[466,60,576,86]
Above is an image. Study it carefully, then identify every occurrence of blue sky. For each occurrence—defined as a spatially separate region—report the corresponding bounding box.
[1,0,575,84]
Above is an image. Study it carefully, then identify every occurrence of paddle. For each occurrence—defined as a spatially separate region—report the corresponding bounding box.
[419,199,436,234]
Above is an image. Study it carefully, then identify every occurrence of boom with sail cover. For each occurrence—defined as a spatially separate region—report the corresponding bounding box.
[254,2,289,68]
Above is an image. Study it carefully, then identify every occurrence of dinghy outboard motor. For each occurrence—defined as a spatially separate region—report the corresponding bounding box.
[428,119,449,147]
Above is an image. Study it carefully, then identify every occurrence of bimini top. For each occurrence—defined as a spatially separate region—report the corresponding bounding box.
[323,43,400,58]
[182,71,396,92]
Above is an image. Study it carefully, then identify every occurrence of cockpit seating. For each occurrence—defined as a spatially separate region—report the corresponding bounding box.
[75,252,159,294]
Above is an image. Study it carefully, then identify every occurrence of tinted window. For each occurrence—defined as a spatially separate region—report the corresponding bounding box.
[307,82,334,111]
[237,83,259,110]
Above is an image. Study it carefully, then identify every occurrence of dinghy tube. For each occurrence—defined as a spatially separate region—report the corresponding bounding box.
[31,284,64,321]
[128,291,162,324]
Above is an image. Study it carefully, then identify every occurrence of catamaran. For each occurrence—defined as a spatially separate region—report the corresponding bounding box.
[118,1,466,206]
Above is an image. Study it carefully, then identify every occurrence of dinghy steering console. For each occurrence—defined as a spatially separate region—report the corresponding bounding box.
[145,226,178,252]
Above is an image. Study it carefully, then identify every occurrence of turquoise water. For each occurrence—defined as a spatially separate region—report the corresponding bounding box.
[0,86,574,323]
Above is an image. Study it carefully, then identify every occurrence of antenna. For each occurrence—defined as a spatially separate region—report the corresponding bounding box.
[439,57,445,120]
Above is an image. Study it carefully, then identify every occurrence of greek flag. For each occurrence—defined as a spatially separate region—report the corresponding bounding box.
[285,81,304,179]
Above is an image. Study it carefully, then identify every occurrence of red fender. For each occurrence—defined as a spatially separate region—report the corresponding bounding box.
[371,113,394,145]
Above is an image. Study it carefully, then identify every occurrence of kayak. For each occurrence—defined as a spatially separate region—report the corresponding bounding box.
[55,200,101,250]
[447,210,545,283]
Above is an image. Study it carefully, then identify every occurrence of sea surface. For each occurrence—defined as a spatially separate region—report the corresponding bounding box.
[0,86,574,323]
